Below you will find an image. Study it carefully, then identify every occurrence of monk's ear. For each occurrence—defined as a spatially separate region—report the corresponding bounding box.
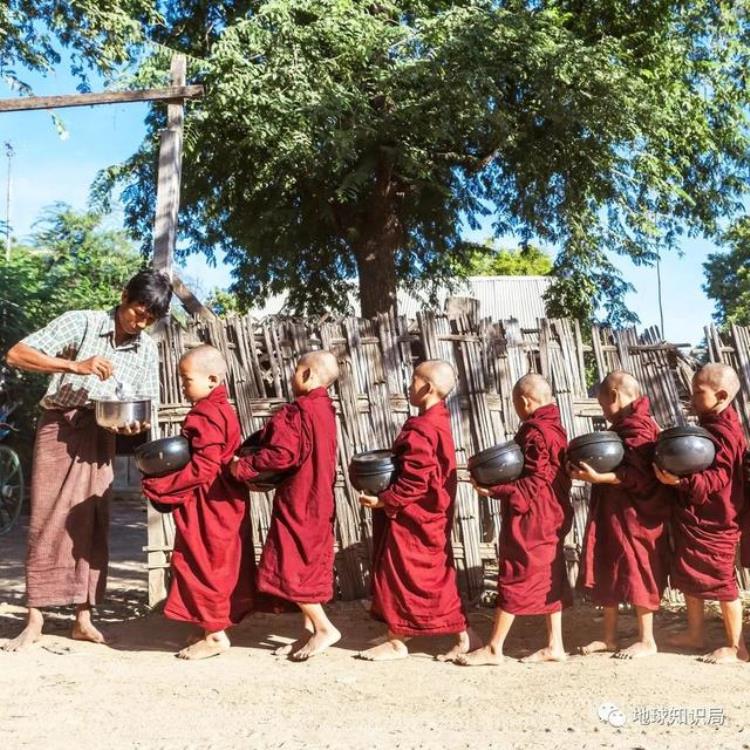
[716,388,729,403]
[208,373,221,387]
[302,366,312,383]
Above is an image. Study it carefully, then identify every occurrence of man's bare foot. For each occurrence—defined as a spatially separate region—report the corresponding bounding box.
[698,645,750,664]
[290,626,341,661]
[71,621,107,644]
[613,640,657,659]
[2,624,43,652]
[578,640,618,656]
[664,631,705,652]
[456,644,504,666]
[177,632,230,660]
[357,639,409,662]
[436,628,482,663]
[521,646,567,663]
[2,609,44,653]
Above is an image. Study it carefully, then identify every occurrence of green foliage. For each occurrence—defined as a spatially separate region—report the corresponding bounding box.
[703,217,750,327]
[0,1,160,92]
[463,242,553,277]
[89,1,750,324]
[206,287,244,317]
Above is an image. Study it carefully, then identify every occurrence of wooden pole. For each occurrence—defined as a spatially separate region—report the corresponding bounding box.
[0,85,203,112]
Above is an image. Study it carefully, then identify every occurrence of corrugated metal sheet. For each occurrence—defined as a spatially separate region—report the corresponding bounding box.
[248,275,552,329]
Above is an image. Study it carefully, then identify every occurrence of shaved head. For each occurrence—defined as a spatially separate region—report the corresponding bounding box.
[694,363,740,399]
[601,370,641,400]
[416,359,456,398]
[299,350,340,387]
[513,373,553,404]
[180,344,227,379]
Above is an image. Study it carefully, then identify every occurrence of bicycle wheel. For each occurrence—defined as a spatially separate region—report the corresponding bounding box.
[0,445,24,536]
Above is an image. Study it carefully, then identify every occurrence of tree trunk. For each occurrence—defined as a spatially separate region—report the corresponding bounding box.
[354,230,399,318]
[352,153,402,319]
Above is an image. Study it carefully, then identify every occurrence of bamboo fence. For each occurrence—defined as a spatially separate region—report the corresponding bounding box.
[142,310,750,607]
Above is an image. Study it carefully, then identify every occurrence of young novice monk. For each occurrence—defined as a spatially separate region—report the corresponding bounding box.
[459,373,572,665]
[142,345,255,659]
[358,360,477,661]
[570,371,672,659]
[654,363,747,664]
[230,350,340,661]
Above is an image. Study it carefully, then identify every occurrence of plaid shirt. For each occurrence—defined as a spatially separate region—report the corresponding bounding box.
[21,308,160,411]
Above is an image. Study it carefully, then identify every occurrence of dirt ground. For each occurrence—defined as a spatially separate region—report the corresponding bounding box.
[2,498,750,750]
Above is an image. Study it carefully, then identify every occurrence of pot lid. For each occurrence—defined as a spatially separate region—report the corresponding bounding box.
[568,430,623,449]
[658,425,714,441]
[468,440,522,469]
[351,449,396,473]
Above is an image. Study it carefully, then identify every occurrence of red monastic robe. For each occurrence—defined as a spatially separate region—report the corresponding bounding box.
[371,401,468,636]
[672,405,746,601]
[232,387,337,604]
[141,385,255,632]
[489,403,572,615]
[579,396,672,610]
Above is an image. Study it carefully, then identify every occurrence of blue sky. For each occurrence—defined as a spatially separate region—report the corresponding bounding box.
[1,63,721,346]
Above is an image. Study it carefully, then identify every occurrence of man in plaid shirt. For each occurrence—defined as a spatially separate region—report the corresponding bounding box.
[2,270,172,652]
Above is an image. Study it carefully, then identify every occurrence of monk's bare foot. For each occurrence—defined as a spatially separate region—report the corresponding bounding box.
[290,626,341,661]
[698,645,749,664]
[357,639,409,662]
[2,624,43,652]
[456,644,504,666]
[578,640,618,656]
[436,628,482,663]
[664,631,705,652]
[521,646,567,663]
[177,632,230,660]
[71,621,107,645]
[614,641,657,659]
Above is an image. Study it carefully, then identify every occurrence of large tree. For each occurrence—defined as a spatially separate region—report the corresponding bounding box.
[93,2,750,321]
[704,217,750,327]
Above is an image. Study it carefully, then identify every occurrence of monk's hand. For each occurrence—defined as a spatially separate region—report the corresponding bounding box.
[568,461,618,485]
[470,477,493,497]
[653,463,680,485]
[73,355,114,381]
[359,493,383,509]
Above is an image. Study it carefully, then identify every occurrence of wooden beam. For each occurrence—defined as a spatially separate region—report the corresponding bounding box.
[0,85,203,113]
[172,274,216,321]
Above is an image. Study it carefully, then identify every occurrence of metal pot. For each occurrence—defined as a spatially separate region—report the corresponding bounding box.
[349,449,397,494]
[567,430,625,473]
[468,441,524,487]
[655,425,716,476]
[134,436,190,477]
[94,398,151,431]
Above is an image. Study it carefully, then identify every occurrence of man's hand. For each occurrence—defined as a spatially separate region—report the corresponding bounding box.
[653,463,681,486]
[107,420,150,436]
[73,356,114,381]
[470,477,493,497]
[359,493,383,509]
[567,461,620,485]
[229,456,241,479]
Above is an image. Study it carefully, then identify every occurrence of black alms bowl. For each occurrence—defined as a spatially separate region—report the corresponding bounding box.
[134,436,191,477]
[655,425,716,477]
[567,430,625,473]
[238,431,289,492]
[349,449,397,494]
[468,441,524,487]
